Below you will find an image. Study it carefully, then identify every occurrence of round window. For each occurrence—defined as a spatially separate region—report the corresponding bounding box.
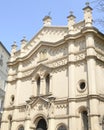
[80,82,86,90]
[77,80,87,92]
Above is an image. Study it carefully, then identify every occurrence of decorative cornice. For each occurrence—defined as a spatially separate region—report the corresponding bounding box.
[7,51,104,82]
[4,104,26,111]
[1,120,8,123]
[68,94,104,102]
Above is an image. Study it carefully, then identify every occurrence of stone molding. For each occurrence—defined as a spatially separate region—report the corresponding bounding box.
[3,94,104,111]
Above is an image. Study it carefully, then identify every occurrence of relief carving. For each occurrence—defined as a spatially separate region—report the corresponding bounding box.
[75,38,86,51]
[48,101,54,117]
[95,38,104,54]
[39,49,47,61]
[96,60,104,68]
[49,45,68,57]
[26,101,31,117]
[48,58,67,68]
[42,28,67,42]
[75,51,86,61]
[22,70,33,78]
[52,66,67,73]
[96,53,104,62]
[56,104,68,109]
[22,53,37,70]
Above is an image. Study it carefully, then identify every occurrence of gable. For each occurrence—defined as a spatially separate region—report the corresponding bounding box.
[31,64,52,79]
[26,96,49,110]
[14,26,68,60]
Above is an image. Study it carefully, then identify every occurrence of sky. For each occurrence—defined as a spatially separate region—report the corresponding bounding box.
[0,0,102,52]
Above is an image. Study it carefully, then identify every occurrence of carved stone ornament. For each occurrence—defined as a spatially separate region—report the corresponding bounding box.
[31,64,52,79]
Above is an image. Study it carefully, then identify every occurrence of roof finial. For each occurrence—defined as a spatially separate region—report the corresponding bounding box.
[86,2,90,6]
[70,11,73,15]
[48,11,51,17]
[23,36,26,40]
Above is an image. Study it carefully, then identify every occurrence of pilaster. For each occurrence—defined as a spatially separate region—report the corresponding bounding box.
[12,62,22,123]
[0,122,8,130]
[11,122,17,130]
[68,40,76,130]
[25,119,31,130]
[15,62,22,105]
[68,40,75,98]
[86,33,96,95]
[48,118,55,130]
[32,80,37,97]
[89,98,100,130]
[86,33,100,130]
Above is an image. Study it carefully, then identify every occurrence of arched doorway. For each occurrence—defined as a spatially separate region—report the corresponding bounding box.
[36,118,47,130]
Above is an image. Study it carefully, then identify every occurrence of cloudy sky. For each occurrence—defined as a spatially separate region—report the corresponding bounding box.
[0,0,102,52]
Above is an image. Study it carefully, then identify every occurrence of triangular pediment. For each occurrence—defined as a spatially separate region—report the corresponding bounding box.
[16,26,68,58]
[27,96,50,109]
[31,64,52,78]
[28,26,68,47]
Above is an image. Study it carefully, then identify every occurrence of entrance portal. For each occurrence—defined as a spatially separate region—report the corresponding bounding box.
[36,118,47,130]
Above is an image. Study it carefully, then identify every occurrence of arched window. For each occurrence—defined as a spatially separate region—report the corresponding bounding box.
[81,111,88,130]
[8,115,12,130]
[39,49,47,61]
[1,99,4,111]
[18,125,24,130]
[10,95,15,105]
[37,77,40,95]
[45,74,50,94]
[57,125,67,130]
[102,116,104,130]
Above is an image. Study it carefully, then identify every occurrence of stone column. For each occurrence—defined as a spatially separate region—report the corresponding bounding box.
[40,77,45,95]
[25,119,31,130]
[86,33,100,130]
[48,118,55,130]
[15,62,23,105]
[68,40,76,130]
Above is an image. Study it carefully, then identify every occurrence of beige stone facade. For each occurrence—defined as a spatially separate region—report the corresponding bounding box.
[1,3,104,130]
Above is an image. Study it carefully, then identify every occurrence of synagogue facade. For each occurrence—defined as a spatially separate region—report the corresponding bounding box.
[1,3,104,130]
